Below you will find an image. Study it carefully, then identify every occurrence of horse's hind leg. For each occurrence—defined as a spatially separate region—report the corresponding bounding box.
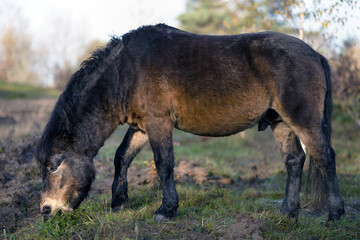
[292,126,344,221]
[272,121,306,217]
[111,127,148,211]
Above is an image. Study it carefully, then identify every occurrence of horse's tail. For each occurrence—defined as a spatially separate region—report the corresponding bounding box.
[306,54,332,210]
[321,54,333,142]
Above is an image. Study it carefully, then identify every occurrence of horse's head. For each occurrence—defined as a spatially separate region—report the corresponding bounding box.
[35,98,97,218]
[36,145,95,218]
[35,36,124,218]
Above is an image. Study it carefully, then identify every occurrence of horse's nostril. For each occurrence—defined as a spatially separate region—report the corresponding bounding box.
[41,205,52,215]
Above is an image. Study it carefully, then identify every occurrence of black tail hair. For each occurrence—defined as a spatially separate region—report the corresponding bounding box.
[306,54,332,210]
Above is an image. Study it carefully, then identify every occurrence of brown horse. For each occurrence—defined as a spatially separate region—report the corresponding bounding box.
[35,24,344,222]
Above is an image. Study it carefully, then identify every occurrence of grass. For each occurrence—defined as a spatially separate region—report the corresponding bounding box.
[10,185,360,239]
[0,80,60,99]
[5,103,360,239]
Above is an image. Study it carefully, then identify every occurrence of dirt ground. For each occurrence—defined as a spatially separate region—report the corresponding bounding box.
[0,99,56,233]
[220,213,265,240]
[1,98,259,238]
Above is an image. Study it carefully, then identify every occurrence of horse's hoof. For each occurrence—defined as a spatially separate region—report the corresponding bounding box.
[281,210,299,218]
[280,205,299,219]
[327,213,342,222]
[112,205,124,212]
[327,205,345,222]
[154,214,168,223]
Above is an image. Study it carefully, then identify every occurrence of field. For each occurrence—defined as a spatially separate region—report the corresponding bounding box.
[0,84,359,239]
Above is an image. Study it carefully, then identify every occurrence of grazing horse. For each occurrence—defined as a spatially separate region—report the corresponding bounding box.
[35,24,344,221]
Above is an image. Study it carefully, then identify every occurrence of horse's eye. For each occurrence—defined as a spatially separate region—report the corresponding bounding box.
[48,166,59,173]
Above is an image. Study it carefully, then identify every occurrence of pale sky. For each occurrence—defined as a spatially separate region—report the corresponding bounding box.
[3,0,358,44]
[2,0,360,44]
[1,0,186,41]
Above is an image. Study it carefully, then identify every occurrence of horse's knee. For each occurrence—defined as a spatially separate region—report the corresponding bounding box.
[285,152,305,166]
[284,150,305,174]
[314,145,336,176]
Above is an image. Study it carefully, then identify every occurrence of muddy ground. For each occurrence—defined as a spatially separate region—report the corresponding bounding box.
[1,98,266,238]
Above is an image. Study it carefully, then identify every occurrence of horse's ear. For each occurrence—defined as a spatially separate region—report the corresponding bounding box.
[62,130,70,143]
[53,130,71,150]
[108,42,123,62]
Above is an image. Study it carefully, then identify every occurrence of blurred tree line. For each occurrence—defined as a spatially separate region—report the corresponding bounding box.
[0,27,104,89]
[332,40,360,126]
[178,0,295,35]
[0,18,38,84]
[0,20,104,90]
[52,39,105,89]
[0,2,105,89]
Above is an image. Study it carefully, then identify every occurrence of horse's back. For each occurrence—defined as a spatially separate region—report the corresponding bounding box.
[126,26,326,136]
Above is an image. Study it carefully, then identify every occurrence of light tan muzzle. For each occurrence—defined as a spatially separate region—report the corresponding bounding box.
[40,196,73,217]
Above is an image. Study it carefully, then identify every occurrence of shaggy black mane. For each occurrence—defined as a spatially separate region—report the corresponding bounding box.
[35,36,123,164]
[74,36,122,81]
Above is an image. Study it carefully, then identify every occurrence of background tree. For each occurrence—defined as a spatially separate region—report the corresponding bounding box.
[179,0,359,46]
[46,16,89,90]
[53,39,105,90]
[331,40,360,126]
[0,6,38,84]
[178,0,295,35]
[271,0,360,41]
[77,39,105,64]
[52,61,74,90]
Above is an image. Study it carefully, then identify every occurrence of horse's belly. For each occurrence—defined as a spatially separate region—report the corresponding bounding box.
[175,106,265,137]
[176,122,256,137]
[163,76,271,136]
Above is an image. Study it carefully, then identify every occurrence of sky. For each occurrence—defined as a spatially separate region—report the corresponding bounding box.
[1,0,186,41]
[3,0,358,45]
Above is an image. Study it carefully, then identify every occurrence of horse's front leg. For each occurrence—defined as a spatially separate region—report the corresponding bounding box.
[145,119,178,221]
[111,127,148,211]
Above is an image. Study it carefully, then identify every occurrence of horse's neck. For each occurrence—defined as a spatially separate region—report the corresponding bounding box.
[72,84,125,158]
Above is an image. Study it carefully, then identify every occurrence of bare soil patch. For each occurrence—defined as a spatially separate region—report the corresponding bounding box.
[220,213,266,240]
[0,135,41,233]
